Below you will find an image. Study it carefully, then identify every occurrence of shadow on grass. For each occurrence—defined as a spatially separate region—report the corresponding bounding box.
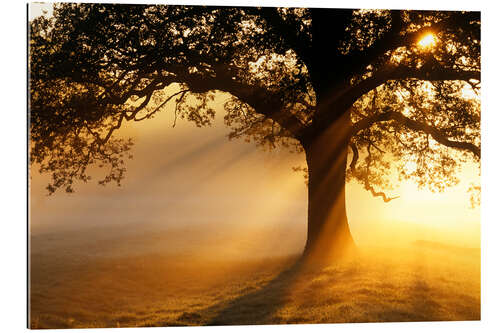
[178,253,363,326]
[172,256,306,326]
[209,259,305,325]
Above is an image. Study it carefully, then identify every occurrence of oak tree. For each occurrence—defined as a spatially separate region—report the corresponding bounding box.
[29,4,480,262]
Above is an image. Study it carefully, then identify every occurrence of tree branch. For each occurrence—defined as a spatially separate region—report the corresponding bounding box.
[365,185,399,202]
[182,68,308,139]
[351,110,480,158]
[345,11,480,76]
[349,142,359,171]
[343,64,480,112]
[133,89,189,122]
[349,141,398,202]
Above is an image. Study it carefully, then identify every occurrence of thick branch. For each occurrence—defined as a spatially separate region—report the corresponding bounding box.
[183,70,307,139]
[343,64,480,113]
[351,110,480,158]
[312,60,479,137]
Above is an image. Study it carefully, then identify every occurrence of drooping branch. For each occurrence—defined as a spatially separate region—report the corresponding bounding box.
[366,184,399,203]
[349,142,398,202]
[349,142,359,171]
[351,110,480,158]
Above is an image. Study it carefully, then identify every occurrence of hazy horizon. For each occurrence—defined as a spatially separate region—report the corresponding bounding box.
[30,90,480,251]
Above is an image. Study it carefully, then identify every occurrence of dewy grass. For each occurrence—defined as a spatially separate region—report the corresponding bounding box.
[29,225,480,328]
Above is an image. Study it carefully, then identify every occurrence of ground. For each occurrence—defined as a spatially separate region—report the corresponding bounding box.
[29,224,480,329]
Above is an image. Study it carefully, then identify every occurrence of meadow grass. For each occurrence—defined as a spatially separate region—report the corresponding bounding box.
[29,226,480,328]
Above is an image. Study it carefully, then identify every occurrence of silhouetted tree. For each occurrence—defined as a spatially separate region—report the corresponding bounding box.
[29,4,480,262]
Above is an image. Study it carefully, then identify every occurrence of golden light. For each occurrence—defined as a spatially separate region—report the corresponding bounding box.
[418,33,437,49]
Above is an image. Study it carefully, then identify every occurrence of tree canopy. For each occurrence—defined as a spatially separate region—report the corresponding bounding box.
[29,4,480,202]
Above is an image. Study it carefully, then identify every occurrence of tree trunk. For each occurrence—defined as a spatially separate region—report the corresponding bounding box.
[302,112,355,264]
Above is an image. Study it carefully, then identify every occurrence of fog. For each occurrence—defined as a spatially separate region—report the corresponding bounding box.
[30,92,480,256]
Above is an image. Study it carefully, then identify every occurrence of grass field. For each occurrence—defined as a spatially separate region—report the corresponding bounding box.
[29,224,480,328]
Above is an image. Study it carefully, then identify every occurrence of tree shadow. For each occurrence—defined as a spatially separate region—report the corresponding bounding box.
[208,259,305,325]
[173,256,308,326]
[185,253,361,326]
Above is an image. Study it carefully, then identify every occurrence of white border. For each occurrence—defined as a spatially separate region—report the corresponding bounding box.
[2,1,499,332]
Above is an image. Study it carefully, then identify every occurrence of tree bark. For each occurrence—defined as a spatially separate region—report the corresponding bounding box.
[302,111,356,264]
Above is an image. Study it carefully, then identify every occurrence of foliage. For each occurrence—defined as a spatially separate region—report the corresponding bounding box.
[29,4,480,198]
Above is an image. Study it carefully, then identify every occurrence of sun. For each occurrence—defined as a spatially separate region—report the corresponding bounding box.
[418,33,437,49]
